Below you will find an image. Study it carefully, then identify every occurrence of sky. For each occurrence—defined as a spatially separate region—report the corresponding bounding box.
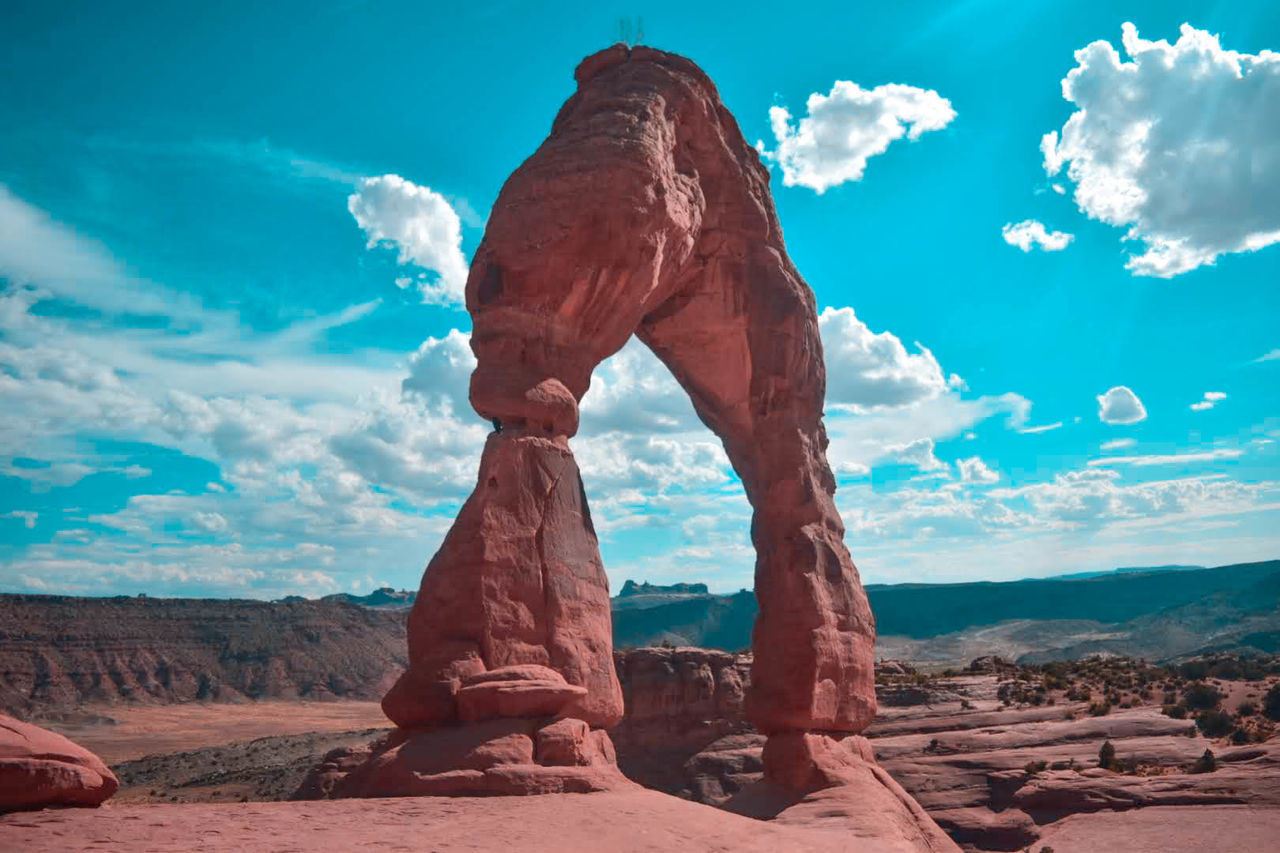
[1,0,1278,600]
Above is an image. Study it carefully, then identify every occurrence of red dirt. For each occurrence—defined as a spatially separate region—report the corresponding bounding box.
[43,701,390,764]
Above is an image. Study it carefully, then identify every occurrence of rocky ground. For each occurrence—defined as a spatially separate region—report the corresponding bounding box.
[0,789,964,853]
[15,649,1280,851]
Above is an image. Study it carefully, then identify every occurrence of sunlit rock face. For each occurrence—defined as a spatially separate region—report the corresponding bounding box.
[463,42,876,738]
[0,714,119,812]
[365,42,879,799]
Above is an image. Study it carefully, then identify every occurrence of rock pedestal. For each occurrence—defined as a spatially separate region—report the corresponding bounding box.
[319,387,627,796]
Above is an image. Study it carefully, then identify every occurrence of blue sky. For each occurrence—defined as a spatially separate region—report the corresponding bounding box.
[1,1,1278,599]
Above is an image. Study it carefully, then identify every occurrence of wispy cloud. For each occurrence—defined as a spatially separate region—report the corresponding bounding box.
[1087,449,1243,468]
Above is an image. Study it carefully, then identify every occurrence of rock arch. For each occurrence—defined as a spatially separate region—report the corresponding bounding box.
[378,43,876,791]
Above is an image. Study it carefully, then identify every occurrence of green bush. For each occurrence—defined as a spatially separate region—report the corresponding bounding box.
[1183,681,1222,711]
[1264,684,1280,722]
[1163,704,1188,719]
[1098,740,1117,770]
[1195,709,1234,738]
[1238,701,1257,717]
[1088,700,1112,717]
[1191,748,1217,774]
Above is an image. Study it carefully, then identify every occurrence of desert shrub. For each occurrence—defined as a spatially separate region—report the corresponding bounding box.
[1196,709,1234,738]
[1191,748,1217,774]
[1183,682,1221,711]
[960,698,974,710]
[1098,740,1117,770]
[1163,704,1188,719]
[1230,727,1251,745]
[1263,684,1280,722]
[1238,701,1257,717]
[1024,760,1048,774]
[1088,700,1112,717]
[1180,660,1210,680]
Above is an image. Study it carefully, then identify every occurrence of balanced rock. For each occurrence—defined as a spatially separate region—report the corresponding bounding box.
[0,714,118,813]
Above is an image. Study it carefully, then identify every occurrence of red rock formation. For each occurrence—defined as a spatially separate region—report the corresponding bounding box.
[384,430,622,732]
[0,714,118,812]
[465,42,875,737]
[373,41,875,799]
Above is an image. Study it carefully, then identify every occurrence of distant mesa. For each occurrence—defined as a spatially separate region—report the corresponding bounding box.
[618,580,710,598]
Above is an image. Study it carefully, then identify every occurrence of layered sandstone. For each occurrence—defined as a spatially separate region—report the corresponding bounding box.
[464,43,876,739]
[357,41,877,805]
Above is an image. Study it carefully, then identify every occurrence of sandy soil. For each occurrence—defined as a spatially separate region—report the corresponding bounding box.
[0,790,904,853]
[41,700,391,763]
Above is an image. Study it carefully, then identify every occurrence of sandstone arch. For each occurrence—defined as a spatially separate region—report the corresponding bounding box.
[462,44,876,736]
[376,44,876,794]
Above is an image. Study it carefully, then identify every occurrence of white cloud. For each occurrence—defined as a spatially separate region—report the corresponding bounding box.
[758,81,955,192]
[1087,448,1243,467]
[957,456,999,484]
[819,306,960,411]
[1097,385,1147,424]
[826,391,1030,476]
[1001,220,1074,252]
[1190,391,1228,412]
[347,174,469,304]
[1101,438,1137,451]
[1042,23,1280,277]
[1019,421,1063,434]
[888,437,948,472]
[1,510,37,529]
[1255,349,1280,364]
[400,329,477,417]
[580,337,704,435]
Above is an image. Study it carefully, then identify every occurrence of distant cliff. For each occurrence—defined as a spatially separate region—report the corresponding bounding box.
[617,580,709,597]
[0,595,407,717]
[4,560,1278,715]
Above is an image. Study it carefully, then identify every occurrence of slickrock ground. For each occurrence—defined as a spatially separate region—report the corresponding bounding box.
[0,790,939,853]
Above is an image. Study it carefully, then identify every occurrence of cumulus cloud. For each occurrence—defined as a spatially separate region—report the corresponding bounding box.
[1042,23,1280,277]
[1001,220,1074,252]
[889,437,948,472]
[819,306,960,411]
[348,174,469,304]
[957,456,999,484]
[1190,391,1227,412]
[401,329,476,417]
[1097,386,1147,424]
[759,81,955,192]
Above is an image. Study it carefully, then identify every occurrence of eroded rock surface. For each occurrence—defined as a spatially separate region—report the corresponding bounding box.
[384,432,621,732]
[0,714,118,812]
[464,42,875,738]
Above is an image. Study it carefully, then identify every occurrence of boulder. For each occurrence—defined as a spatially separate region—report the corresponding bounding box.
[0,714,118,812]
[299,718,631,799]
